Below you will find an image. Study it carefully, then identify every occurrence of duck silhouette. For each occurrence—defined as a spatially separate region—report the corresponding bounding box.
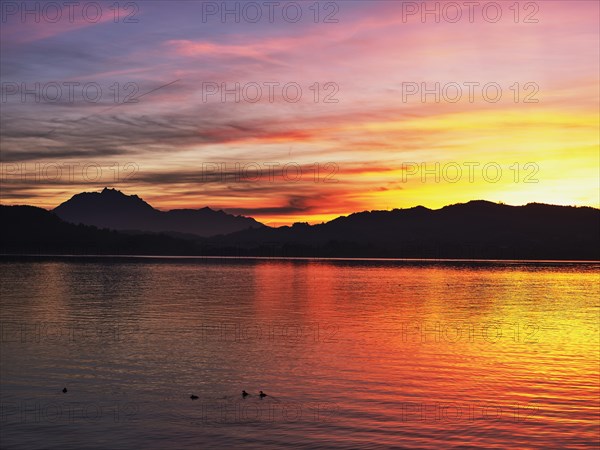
[62,387,67,394]
[242,390,249,398]
[190,394,199,400]
[259,391,267,398]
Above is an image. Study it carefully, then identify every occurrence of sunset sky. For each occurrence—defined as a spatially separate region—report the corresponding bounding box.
[1,0,598,226]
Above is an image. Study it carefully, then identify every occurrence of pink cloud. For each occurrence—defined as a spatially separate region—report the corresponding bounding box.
[1,5,135,44]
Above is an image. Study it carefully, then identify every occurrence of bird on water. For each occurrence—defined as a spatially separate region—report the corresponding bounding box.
[62,387,67,394]
[242,390,249,398]
[190,394,199,400]
[259,391,267,398]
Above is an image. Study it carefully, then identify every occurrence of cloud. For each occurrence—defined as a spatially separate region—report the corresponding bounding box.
[2,0,598,222]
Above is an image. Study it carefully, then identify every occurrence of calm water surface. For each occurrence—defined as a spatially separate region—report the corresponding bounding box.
[1,257,599,449]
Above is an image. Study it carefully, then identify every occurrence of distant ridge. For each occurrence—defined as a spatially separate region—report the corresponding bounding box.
[2,196,599,260]
[53,187,264,237]
[206,200,600,259]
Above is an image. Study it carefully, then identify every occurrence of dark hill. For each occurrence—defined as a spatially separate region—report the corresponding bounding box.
[208,201,600,260]
[2,199,599,260]
[53,187,263,237]
[1,205,201,255]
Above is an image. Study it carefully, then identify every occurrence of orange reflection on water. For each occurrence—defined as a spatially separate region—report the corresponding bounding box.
[1,258,598,448]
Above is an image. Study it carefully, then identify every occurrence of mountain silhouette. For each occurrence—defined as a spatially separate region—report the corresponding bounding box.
[1,205,196,255]
[2,197,599,260]
[53,187,264,237]
[206,200,600,259]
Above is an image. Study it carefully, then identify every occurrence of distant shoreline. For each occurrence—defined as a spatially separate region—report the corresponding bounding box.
[2,254,598,264]
[4,201,599,261]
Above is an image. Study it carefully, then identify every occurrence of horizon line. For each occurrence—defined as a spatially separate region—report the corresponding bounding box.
[1,186,599,229]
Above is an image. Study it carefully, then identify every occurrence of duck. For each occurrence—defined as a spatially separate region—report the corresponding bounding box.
[259,391,267,398]
[62,387,67,394]
[242,390,249,398]
[190,394,199,400]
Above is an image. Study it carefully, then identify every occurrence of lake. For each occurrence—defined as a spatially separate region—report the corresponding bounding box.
[1,257,598,449]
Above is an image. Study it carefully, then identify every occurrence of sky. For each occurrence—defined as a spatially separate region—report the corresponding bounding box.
[1,0,598,226]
